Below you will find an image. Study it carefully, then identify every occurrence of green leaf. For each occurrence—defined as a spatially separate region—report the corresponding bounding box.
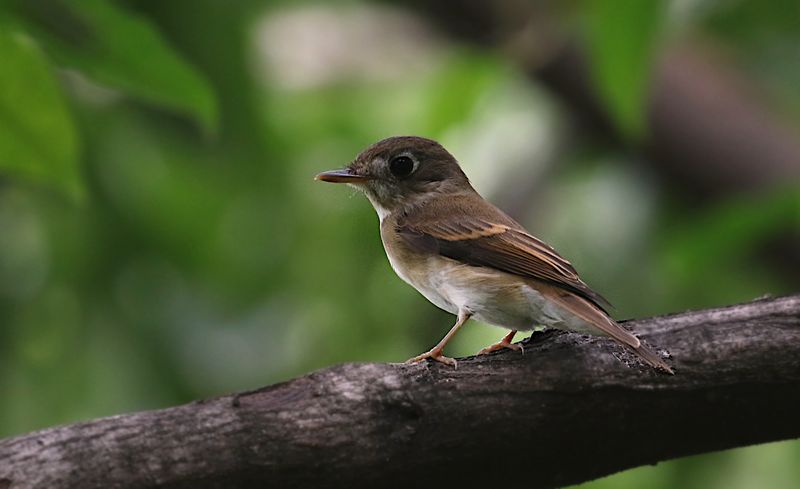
[0,25,82,198]
[17,0,217,132]
[583,0,665,139]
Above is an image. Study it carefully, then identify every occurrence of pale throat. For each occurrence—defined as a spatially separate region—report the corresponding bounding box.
[365,194,392,222]
[365,185,447,223]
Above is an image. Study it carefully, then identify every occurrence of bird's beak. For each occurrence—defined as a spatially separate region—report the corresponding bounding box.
[314,168,369,184]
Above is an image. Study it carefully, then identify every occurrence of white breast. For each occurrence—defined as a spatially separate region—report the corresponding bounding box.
[385,244,574,332]
[385,251,460,315]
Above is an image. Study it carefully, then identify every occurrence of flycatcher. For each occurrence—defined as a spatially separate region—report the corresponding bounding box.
[316,136,672,373]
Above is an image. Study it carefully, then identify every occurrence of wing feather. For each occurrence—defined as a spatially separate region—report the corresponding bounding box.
[397,217,612,311]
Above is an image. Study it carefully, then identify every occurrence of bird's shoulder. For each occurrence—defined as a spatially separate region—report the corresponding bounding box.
[398,192,522,230]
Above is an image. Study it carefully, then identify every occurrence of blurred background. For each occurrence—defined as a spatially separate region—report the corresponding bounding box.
[0,0,798,486]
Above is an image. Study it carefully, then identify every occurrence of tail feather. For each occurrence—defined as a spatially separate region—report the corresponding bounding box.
[543,286,674,374]
[629,341,674,374]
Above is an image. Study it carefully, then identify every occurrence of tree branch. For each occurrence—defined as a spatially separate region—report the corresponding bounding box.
[1,295,799,489]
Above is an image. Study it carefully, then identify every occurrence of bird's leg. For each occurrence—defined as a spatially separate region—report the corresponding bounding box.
[405,310,471,368]
[477,330,523,355]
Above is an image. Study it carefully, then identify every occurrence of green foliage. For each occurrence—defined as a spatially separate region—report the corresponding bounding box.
[0,0,218,195]
[419,53,507,135]
[704,0,800,43]
[658,188,800,309]
[12,0,217,133]
[0,23,80,198]
[583,0,665,139]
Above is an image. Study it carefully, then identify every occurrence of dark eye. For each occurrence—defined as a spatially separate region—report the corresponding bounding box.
[389,156,415,178]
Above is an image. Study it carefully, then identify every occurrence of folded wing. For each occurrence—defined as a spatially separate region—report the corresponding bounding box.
[396,216,613,312]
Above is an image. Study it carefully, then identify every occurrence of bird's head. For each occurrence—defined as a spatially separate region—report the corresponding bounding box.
[316,136,472,216]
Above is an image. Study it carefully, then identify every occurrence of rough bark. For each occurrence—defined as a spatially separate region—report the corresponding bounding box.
[1,295,799,489]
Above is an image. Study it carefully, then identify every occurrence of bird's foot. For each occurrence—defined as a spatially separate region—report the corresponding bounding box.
[477,339,523,356]
[405,348,457,368]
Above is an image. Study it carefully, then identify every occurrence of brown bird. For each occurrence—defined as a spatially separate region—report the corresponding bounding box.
[316,136,673,373]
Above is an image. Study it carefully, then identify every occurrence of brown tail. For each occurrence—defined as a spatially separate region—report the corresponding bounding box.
[627,340,674,374]
[544,287,674,374]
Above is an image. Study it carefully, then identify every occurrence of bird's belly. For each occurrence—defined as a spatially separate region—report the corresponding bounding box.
[390,254,560,330]
[387,253,460,315]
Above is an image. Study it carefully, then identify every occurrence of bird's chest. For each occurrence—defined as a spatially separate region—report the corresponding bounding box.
[380,219,460,314]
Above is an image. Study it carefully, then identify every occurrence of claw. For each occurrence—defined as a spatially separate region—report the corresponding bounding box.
[477,340,523,356]
[405,349,458,368]
[404,310,470,369]
[478,330,523,356]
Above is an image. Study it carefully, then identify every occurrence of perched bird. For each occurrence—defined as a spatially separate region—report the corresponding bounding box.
[316,136,673,373]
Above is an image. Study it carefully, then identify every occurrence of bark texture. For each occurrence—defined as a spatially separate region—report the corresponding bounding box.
[1,295,799,489]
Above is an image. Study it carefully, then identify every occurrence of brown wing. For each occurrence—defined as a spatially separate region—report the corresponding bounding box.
[397,216,613,312]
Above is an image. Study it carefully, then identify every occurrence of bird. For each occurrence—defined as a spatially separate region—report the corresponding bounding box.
[315,136,673,373]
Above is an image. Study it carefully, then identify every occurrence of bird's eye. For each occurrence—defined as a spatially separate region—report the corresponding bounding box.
[389,156,415,178]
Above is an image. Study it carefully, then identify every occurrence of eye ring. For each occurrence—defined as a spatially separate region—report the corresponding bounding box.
[389,155,416,178]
